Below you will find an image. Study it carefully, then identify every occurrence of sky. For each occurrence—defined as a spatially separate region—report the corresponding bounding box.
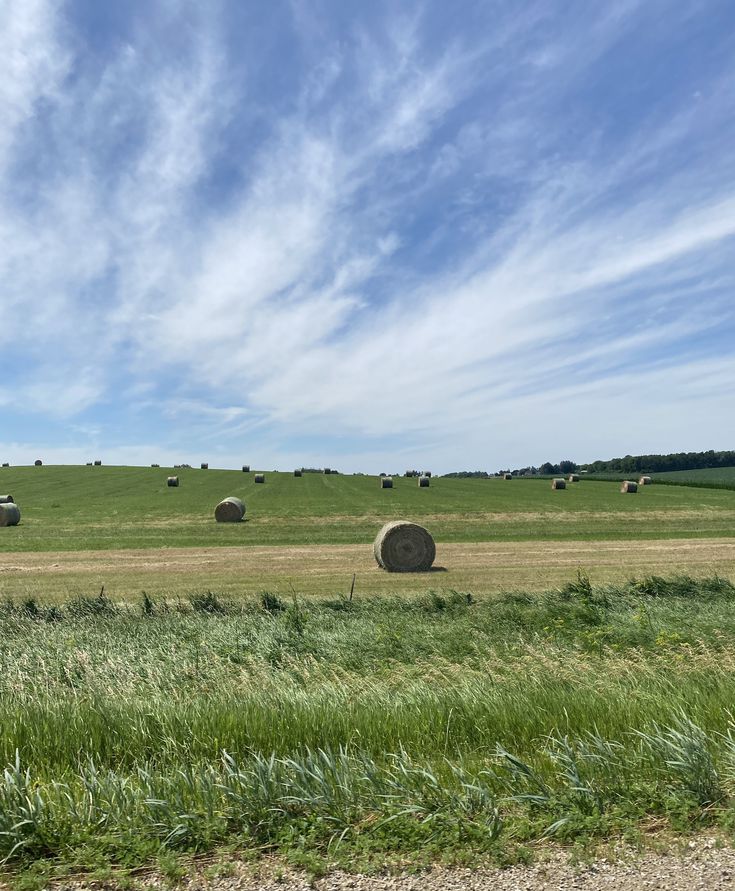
[1,0,734,473]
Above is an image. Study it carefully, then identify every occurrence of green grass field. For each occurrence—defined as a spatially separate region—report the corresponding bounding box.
[3,577,735,879]
[2,466,735,883]
[1,465,735,552]
[654,466,735,484]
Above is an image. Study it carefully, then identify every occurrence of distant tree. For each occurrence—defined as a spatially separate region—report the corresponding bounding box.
[558,460,578,474]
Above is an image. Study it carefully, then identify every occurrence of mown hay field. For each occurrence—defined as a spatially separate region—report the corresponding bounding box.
[1,465,735,552]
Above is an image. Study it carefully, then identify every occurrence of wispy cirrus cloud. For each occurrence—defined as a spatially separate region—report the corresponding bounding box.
[0,0,733,470]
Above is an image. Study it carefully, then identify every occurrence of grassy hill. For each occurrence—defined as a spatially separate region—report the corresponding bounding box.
[1,464,734,551]
[653,466,735,484]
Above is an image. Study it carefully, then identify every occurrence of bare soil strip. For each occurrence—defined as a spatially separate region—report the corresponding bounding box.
[1,538,734,600]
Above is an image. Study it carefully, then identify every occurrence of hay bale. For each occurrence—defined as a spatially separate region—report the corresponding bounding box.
[294,469,302,477]
[215,496,245,523]
[621,480,638,493]
[418,476,430,487]
[323,467,331,474]
[167,476,179,487]
[639,476,652,485]
[1,463,8,468]
[85,462,93,466]
[381,476,393,488]
[201,463,209,470]
[503,473,512,480]
[34,460,42,466]
[242,465,250,473]
[0,495,14,504]
[373,521,436,572]
[0,503,20,527]
[254,473,265,483]
[151,463,160,468]
[551,478,566,489]
[568,474,580,482]
[94,460,102,466]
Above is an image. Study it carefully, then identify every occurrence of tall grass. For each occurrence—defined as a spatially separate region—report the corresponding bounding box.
[2,576,735,871]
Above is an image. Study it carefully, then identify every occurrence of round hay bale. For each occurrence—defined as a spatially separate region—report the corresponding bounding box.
[418,476,430,487]
[34,460,42,466]
[323,467,331,474]
[242,465,250,473]
[167,476,179,487]
[374,521,436,572]
[94,460,102,466]
[0,495,14,504]
[552,478,566,489]
[381,476,393,488]
[215,496,245,523]
[201,463,209,470]
[621,480,638,493]
[151,463,160,468]
[639,476,652,485]
[294,469,302,477]
[503,473,512,480]
[0,503,20,527]
[1,463,8,468]
[254,473,265,483]
[568,474,580,482]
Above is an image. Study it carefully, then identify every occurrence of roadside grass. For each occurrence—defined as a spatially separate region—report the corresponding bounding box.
[1,466,734,551]
[2,576,735,879]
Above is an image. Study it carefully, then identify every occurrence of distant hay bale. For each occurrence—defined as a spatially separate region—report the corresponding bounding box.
[215,496,245,523]
[0,495,14,504]
[504,473,512,480]
[551,478,566,489]
[242,465,250,473]
[381,476,393,488]
[418,476,430,487]
[151,463,160,468]
[34,460,42,467]
[254,473,265,483]
[85,462,93,466]
[621,480,638,493]
[1,463,8,468]
[294,469,302,477]
[639,476,652,485]
[323,467,331,474]
[373,521,436,572]
[201,463,209,470]
[0,503,20,527]
[167,476,179,487]
[94,460,102,466]
[568,474,580,482]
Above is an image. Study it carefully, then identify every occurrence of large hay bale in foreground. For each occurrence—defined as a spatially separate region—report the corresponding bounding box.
[254,473,265,483]
[551,478,566,489]
[34,460,42,466]
[568,474,580,482]
[374,521,436,572]
[381,476,393,488]
[503,473,512,480]
[0,495,14,504]
[418,476,430,487]
[294,469,302,477]
[167,476,179,487]
[0,503,20,527]
[639,476,652,485]
[621,480,638,493]
[215,496,245,523]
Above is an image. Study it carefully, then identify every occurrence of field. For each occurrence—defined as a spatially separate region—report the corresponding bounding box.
[2,466,735,882]
[653,466,735,485]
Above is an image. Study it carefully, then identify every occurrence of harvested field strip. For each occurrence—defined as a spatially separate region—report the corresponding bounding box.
[1,537,734,601]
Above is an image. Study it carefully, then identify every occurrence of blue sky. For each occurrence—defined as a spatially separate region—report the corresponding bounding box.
[1,0,734,473]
